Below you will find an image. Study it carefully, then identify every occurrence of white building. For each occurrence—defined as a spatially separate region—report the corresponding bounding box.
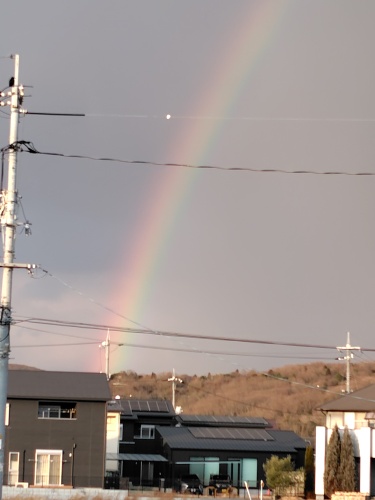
[315,384,375,499]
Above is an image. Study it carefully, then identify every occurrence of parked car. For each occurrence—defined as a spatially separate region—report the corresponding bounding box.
[176,474,204,495]
[208,474,232,495]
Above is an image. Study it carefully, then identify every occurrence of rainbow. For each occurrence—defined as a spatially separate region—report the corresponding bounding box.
[111,0,291,372]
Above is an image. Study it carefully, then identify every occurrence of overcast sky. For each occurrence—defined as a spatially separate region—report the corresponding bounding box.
[1,1,375,378]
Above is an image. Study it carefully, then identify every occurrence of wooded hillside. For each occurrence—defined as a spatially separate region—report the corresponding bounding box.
[109,361,375,438]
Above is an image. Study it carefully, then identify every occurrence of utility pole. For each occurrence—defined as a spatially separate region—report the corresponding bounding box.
[99,332,124,382]
[0,55,35,499]
[337,332,360,394]
[168,368,183,410]
[101,330,111,381]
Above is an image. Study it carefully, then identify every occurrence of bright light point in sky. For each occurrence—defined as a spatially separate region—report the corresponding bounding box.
[166,114,171,119]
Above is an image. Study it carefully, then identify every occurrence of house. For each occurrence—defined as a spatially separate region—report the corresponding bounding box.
[5,370,111,488]
[106,398,175,488]
[158,414,307,490]
[315,383,375,499]
[108,398,307,491]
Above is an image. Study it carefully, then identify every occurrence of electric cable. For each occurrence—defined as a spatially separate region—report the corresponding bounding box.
[10,140,375,177]
[14,313,342,350]
[13,315,374,357]
[11,325,335,361]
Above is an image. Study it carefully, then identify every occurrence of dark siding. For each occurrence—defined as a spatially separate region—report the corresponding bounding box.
[5,399,107,488]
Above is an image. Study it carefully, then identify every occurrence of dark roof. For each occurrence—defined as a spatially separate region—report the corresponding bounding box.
[188,427,273,440]
[8,370,111,401]
[317,384,375,412]
[107,399,123,412]
[157,426,307,453]
[177,414,270,428]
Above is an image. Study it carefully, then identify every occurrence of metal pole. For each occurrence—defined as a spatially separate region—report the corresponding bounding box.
[0,54,20,499]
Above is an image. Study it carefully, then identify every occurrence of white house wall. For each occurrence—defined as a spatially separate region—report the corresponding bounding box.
[315,426,327,500]
[106,412,121,472]
[359,427,371,495]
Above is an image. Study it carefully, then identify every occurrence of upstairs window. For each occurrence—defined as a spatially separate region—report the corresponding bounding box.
[135,425,155,439]
[38,402,77,420]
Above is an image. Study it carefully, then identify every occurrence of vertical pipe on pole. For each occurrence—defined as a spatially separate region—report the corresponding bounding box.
[0,54,20,499]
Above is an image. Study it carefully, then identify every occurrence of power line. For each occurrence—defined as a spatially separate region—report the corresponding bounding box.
[11,327,334,360]
[263,371,375,404]
[9,140,375,177]
[13,315,375,355]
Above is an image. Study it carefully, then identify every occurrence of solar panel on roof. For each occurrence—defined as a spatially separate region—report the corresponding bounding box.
[139,401,149,411]
[156,401,169,412]
[130,400,141,411]
[126,399,170,413]
[189,427,274,441]
[148,401,158,411]
[120,401,132,415]
[179,415,268,426]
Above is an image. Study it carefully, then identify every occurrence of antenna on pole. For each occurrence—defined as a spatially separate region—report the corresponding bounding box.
[0,54,36,500]
[168,368,183,410]
[337,332,361,394]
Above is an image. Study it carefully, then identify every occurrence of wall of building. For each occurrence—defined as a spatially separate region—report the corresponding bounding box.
[5,399,107,488]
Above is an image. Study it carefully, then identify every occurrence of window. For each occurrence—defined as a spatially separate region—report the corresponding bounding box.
[242,458,257,488]
[35,450,62,486]
[354,412,367,428]
[38,402,76,419]
[141,462,154,482]
[190,457,219,486]
[141,425,155,439]
[135,425,155,439]
[8,452,19,486]
[5,403,9,426]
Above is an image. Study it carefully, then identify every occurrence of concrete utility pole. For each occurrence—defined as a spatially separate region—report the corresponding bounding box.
[100,333,124,382]
[0,55,34,499]
[168,368,183,410]
[337,331,360,394]
[101,330,111,381]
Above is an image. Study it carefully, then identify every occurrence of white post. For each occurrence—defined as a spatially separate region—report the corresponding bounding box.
[359,427,371,495]
[315,426,327,500]
[244,481,252,500]
[0,54,20,500]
